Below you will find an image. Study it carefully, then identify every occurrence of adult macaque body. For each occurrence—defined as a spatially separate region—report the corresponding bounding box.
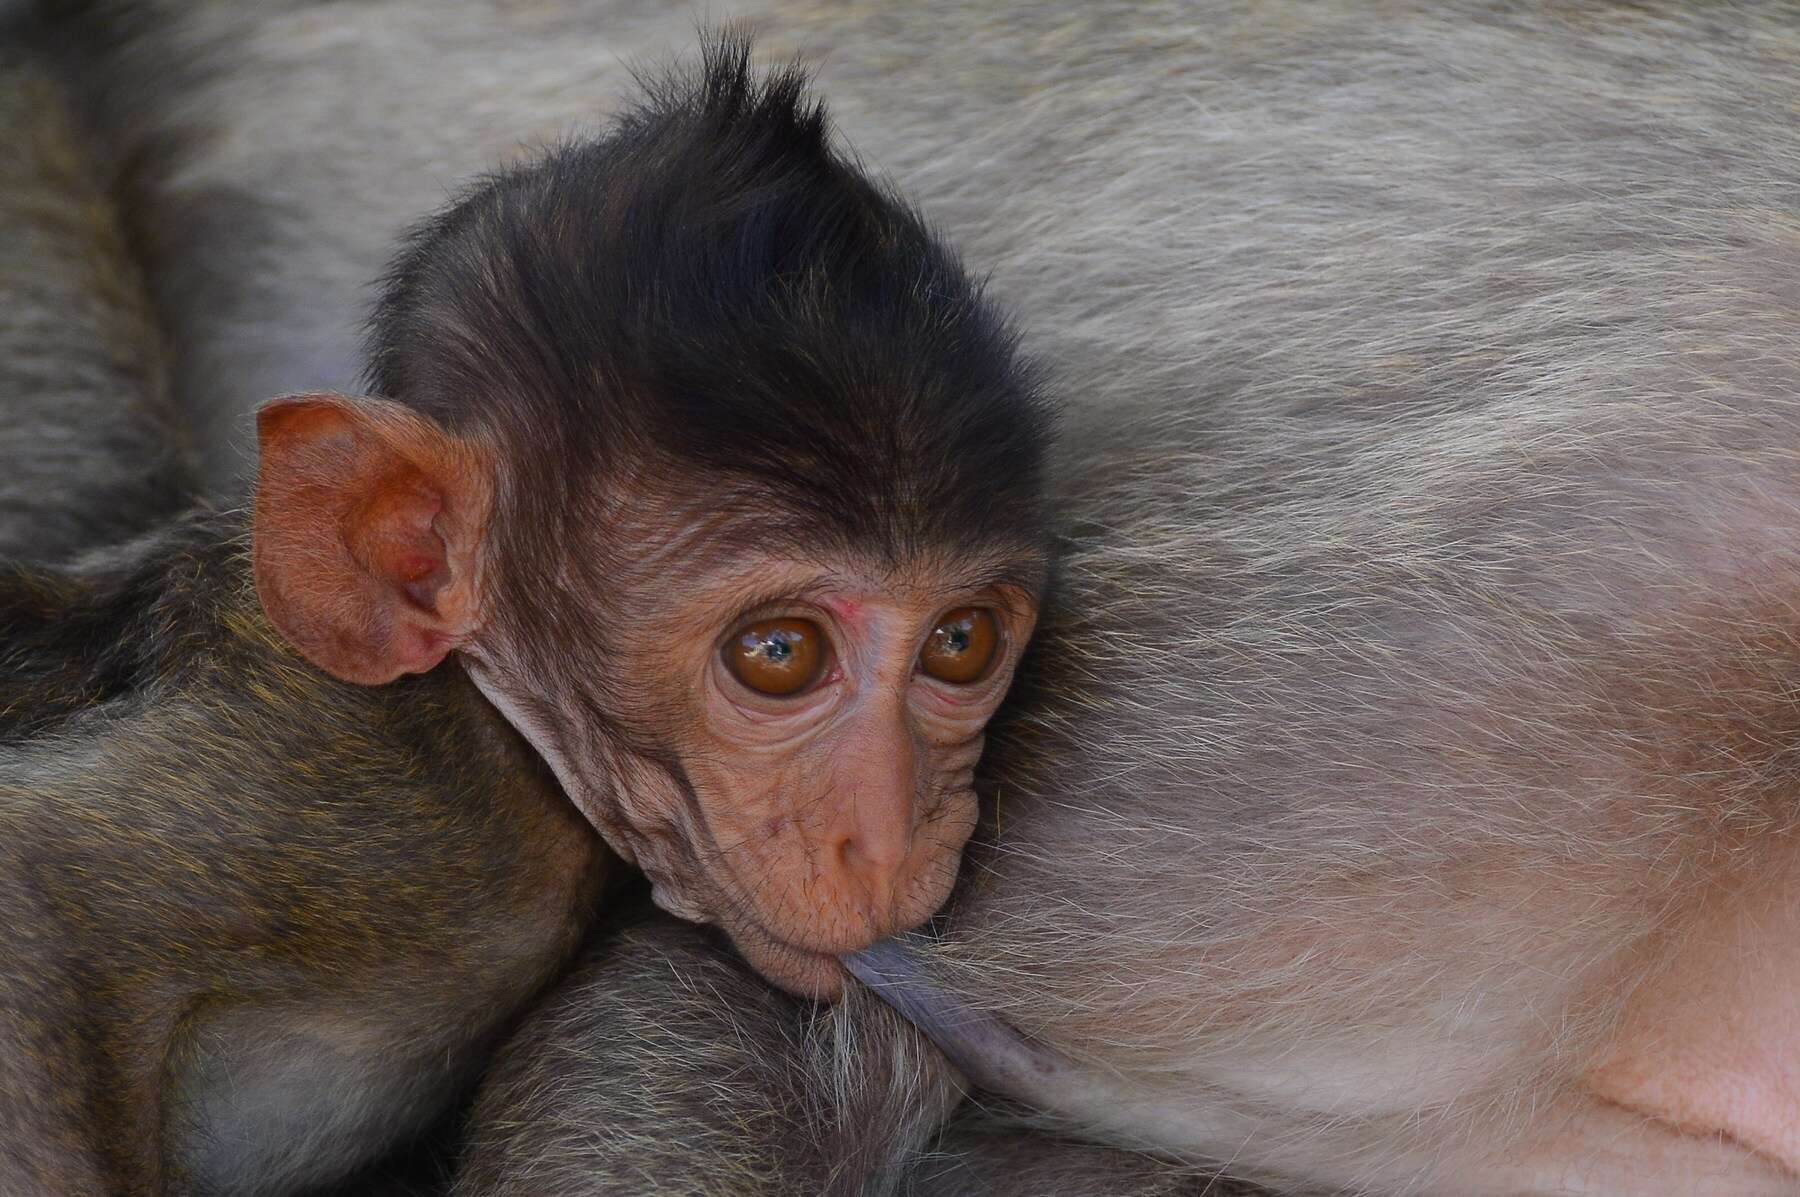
[52,1,1800,1195]
[0,23,189,562]
[3,31,1044,1196]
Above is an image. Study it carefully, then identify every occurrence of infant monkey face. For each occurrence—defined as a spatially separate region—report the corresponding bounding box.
[252,391,1046,1002]
[250,44,1054,1002]
[583,549,1041,999]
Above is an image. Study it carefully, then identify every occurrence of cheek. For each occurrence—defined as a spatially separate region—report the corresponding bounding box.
[598,754,719,916]
[676,756,821,878]
[922,785,979,849]
[901,788,980,919]
[920,723,991,794]
[604,752,691,828]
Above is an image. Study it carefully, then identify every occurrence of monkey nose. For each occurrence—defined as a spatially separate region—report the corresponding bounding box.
[833,803,913,910]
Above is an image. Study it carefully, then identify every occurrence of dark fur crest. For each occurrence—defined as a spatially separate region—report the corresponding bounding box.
[367,35,1051,559]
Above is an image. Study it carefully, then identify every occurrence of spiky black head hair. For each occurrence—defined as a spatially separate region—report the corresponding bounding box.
[366,34,1050,562]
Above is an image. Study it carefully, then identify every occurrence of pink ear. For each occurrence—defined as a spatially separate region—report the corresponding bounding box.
[252,394,493,685]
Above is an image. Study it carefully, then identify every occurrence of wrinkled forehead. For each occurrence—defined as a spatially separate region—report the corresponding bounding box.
[554,466,1049,600]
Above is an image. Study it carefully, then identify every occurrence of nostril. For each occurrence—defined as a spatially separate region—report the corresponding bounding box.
[836,834,906,900]
[850,829,909,868]
[838,834,890,873]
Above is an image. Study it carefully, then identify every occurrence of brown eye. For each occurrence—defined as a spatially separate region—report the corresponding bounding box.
[920,607,1000,684]
[724,618,826,697]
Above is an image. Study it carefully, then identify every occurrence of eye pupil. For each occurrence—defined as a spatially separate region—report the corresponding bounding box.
[945,628,971,653]
[762,637,793,663]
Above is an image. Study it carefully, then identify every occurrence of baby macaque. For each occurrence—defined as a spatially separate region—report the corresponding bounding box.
[257,40,1048,996]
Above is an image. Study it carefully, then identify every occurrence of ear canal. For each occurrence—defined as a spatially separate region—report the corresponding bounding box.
[252,393,494,685]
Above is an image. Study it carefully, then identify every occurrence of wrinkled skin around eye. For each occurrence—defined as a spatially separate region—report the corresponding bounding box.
[464,551,1038,999]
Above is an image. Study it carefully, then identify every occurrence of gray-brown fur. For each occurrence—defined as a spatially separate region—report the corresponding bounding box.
[0,29,191,560]
[0,509,603,1195]
[453,918,1243,1197]
[43,1,1800,1194]
[47,0,681,493]
[453,916,959,1197]
[907,1109,1239,1197]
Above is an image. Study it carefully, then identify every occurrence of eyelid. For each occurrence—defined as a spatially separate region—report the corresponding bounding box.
[722,592,835,633]
[930,597,1020,639]
[711,568,852,632]
[946,584,1035,624]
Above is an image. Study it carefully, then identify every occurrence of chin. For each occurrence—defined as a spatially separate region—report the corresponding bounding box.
[646,880,854,997]
[733,931,848,1000]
